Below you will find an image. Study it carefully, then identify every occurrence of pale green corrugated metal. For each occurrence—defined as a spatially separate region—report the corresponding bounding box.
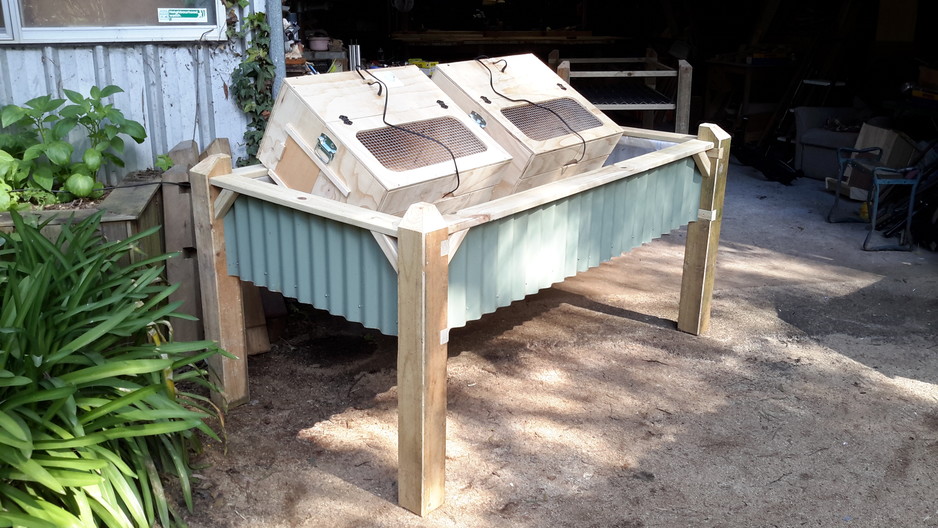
[225,195,399,334]
[447,158,701,329]
[224,158,701,335]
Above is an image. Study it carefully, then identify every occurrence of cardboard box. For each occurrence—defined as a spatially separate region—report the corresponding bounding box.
[843,123,917,190]
[920,66,938,90]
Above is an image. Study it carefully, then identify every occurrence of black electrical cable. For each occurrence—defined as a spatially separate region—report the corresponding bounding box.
[6,180,184,194]
[474,56,588,165]
[358,68,463,197]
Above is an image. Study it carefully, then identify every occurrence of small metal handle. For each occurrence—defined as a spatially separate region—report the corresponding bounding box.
[315,133,337,164]
[470,111,486,129]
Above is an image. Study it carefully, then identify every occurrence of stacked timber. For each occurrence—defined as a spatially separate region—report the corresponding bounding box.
[257,65,512,215]
[432,54,623,197]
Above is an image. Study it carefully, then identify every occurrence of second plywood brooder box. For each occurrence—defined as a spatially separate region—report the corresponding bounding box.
[432,54,623,197]
[257,66,512,215]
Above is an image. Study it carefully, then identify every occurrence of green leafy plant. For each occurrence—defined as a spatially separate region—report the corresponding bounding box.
[0,85,147,210]
[222,0,251,39]
[155,154,174,172]
[229,11,275,165]
[0,211,229,527]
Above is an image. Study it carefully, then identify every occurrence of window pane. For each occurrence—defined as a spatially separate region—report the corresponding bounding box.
[21,0,217,27]
[0,6,5,30]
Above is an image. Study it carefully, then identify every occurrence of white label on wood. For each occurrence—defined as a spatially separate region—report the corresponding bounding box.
[697,208,718,221]
[370,69,406,88]
[440,328,449,345]
[440,238,449,257]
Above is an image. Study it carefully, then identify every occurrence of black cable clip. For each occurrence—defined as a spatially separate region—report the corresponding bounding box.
[557,83,567,91]
[339,115,353,125]
[481,96,491,104]
[436,100,449,109]
[355,67,382,96]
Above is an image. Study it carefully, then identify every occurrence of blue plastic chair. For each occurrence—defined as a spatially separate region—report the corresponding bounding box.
[828,146,882,224]
[831,141,938,251]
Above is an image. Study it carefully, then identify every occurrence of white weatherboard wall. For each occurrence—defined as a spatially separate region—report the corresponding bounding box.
[0,44,247,185]
[0,2,266,185]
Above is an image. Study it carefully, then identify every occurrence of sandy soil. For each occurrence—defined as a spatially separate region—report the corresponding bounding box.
[183,162,938,528]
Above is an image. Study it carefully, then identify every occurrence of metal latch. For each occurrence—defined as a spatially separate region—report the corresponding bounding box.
[470,111,486,129]
[315,133,337,164]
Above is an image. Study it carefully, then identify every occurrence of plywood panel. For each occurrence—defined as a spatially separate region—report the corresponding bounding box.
[433,54,623,197]
[257,66,513,215]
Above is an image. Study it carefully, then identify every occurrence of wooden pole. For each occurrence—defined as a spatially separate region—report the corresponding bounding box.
[556,60,571,83]
[678,123,731,335]
[675,60,693,134]
[642,48,659,129]
[190,154,250,409]
[162,140,203,343]
[397,202,449,516]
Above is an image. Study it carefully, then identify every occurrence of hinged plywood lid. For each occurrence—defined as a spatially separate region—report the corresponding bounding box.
[433,54,621,150]
[285,66,456,123]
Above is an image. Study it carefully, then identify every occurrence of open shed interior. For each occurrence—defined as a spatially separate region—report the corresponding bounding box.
[284,0,937,138]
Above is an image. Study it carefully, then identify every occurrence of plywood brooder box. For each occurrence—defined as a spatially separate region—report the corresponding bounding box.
[257,66,513,215]
[432,54,623,197]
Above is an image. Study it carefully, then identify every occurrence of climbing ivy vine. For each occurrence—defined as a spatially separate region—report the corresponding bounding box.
[225,1,275,166]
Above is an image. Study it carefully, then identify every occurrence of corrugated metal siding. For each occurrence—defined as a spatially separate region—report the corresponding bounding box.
[225,195,399,335]
[0,31,255,184]
[222,158,700,336]
[448,158,701,329]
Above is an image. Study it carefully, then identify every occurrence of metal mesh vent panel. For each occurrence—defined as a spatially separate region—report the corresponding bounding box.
[356,117,487,172]
[501,97,603,141]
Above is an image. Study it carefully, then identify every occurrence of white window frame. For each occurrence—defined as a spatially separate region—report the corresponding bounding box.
[0,0,13,41]
[0,0,228,44]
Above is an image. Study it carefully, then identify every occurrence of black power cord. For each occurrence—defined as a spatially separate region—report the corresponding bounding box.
[358,68,463,198]
[474,56,588,165]
[5,180,183,194]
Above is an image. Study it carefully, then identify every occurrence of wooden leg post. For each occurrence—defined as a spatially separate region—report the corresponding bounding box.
[190,154,250,409]
[397,203,449,516]
[678,123,731,335]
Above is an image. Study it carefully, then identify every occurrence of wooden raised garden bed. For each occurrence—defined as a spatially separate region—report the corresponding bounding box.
[189,123,730,516]
[0,171,163,262]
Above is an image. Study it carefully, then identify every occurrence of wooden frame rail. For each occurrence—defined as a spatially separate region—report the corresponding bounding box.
[552,49,692,134]
[189,123,730,516]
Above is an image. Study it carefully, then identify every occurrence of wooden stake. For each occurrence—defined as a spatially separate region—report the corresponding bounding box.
[397,202,449,516]
[678,124,731,335]
[675,60,693,134]
[190,154,250,409]
[163,140,204,343]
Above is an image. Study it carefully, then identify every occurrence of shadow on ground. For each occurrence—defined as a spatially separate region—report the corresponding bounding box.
[185,161,938,528]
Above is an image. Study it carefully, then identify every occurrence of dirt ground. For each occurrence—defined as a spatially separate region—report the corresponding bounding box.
[184,161,938,528]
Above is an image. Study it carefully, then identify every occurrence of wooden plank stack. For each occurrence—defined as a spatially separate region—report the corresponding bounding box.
[257,65,512,216]
[432,54,623,197]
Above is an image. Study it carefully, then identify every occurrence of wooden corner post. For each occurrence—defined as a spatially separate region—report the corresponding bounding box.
[397,202,449,516]
[189,154,250,409]
[678,123,731,335]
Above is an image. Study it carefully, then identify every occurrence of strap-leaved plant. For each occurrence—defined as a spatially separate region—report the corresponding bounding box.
[0,212,229,527]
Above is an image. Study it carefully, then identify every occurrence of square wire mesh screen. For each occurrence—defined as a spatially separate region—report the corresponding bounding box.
[356,117,487,172]
[500,97,603,141]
